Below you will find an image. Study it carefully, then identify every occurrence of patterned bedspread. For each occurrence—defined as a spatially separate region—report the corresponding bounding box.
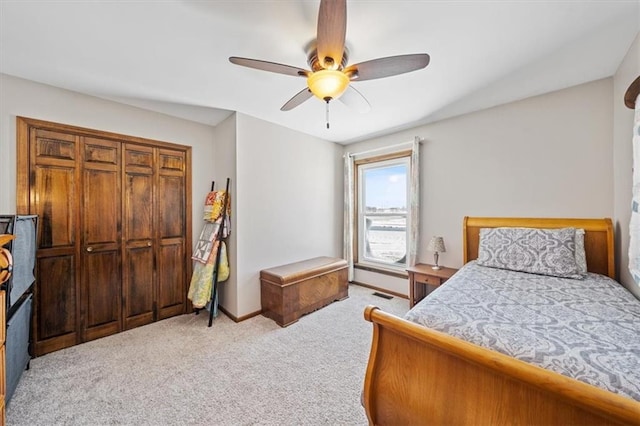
[405,261,640,401]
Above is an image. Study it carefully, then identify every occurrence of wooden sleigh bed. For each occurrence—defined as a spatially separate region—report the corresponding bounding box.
[362,217,640,425]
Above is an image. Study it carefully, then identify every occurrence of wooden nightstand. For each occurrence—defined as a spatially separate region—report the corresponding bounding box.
[407,264,458,308]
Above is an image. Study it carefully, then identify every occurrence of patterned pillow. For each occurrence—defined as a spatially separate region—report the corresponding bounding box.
[477,227,583,279]
[575,228,587,275]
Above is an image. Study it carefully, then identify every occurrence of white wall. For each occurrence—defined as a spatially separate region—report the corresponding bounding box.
[0,73,216,263]
[613,33,640,298]
[347,79,614,294]
[212,113,239,315]
[234,113,343,317]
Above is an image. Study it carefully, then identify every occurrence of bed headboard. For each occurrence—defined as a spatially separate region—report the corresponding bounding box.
[463,217,616,279]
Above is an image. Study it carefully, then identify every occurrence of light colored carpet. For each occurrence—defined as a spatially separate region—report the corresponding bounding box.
[6,284,408,425]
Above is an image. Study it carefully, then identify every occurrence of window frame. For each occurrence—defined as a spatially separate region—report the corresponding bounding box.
[354,150,412,276]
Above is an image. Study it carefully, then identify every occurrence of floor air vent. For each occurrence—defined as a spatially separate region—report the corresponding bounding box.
[372,292,393,300]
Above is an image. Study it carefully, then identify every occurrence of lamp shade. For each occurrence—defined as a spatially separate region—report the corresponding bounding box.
[307,70,350,100]
[427,236,446,253]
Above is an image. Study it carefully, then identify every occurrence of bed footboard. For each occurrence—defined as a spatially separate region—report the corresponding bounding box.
[362,305,640,426]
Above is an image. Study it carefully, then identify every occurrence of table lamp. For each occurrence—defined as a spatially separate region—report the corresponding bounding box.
[427,236,446,270]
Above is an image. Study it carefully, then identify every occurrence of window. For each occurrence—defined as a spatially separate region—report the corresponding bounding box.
[355,153,410,272]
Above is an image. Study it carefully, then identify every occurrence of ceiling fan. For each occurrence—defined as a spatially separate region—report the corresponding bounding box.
[229,0,430,127]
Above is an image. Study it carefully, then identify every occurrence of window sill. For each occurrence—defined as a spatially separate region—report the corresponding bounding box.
[354,263,408,279]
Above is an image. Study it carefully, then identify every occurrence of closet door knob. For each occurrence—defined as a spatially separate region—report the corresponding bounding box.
[147,242,152,247]
[86,247,93,252]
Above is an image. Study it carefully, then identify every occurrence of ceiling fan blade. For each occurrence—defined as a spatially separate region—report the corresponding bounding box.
[281,88,314,111]
[338,85,370,113]
[229,57,310,77]
[316,0,346,69]
[345,54,430,81]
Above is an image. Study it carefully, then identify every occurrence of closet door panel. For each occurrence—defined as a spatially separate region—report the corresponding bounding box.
[124,247,154,328]
[126,173,153,240]
[33,129,76,162]
[34,166,76,248]
[158,175,185,238]
[34,254,77,354]
[83,168,120,243]
[158,149,184,173]
[123,144,155,330]
[157,240,185,319]
[81,138,122,342]
[83,250,120,341]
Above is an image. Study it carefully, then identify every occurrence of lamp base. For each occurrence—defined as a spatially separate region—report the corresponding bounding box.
[432,252,441,270]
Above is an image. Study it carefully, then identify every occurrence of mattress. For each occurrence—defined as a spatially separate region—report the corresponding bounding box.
[405,261,640,401]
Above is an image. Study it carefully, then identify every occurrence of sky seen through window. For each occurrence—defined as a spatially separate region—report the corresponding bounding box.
[364,164,407,210]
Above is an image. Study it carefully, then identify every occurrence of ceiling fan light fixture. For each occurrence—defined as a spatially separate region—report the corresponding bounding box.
[307,70,349,101]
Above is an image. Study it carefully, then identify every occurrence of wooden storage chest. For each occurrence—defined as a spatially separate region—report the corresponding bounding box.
[260,256,348,327]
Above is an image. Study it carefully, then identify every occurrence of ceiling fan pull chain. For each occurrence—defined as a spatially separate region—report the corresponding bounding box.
[326,99,330,129]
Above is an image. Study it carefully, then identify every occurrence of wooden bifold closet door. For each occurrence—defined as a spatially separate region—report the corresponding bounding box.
[82,137,122,342]
[123,144,155,330]
[17,117,192,356]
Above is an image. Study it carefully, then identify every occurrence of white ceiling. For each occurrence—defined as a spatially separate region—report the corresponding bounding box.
[1,1,638,144]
